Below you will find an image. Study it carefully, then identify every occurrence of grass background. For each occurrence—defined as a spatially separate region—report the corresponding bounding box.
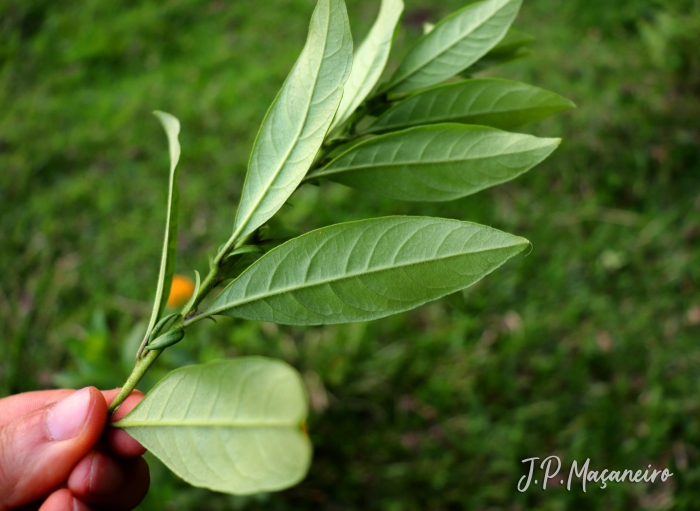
[1,0,699,509]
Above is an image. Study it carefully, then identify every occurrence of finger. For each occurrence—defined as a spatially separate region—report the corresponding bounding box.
[38,489,94,511]
[68,449,150,510]
[0,390,74,426]
[0,388,143,427]
[19,389,150,458]
[0,387,106,510]
[102,389,147,458]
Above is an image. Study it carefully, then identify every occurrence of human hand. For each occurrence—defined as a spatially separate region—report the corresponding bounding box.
[0,387,149,510]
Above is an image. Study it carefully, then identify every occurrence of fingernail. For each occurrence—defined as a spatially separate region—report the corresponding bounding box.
[46,388,92,441]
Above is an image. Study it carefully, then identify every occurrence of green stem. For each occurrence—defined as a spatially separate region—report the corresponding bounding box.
[117,262,224,416]
[112,98,386,415]
[108,349,161,416]
[184,265,219,317]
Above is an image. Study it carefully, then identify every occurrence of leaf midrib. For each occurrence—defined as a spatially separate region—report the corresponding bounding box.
[206,240,524,317]
[235,3,333,238]
[115,419,301,428]
[314,144,546,179]
[370,105,563,132]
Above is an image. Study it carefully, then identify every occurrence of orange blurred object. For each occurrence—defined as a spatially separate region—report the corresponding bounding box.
[167,274,195,308]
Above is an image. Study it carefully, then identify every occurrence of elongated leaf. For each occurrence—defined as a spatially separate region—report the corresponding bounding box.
[466,29,534,74]
[232,0,353,242]
[203,217,528,325]
[365,79,575,134]
[182,270,201,313]
[148,312,180,342]
[383,0,521,94]
[142,111,181,350]
[468,47,530,74]
[308,124,560,201]
[486,28,534,55]
[229,245,265,257]
[330,0,404,131]
[145,327,185,350]
[114,358,310,495]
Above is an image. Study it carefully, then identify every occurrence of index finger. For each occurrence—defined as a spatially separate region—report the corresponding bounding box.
[103,389,147,458]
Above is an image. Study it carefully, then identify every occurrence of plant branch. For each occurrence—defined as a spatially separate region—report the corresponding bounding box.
[114,95,384,416]
[108,349,161,416]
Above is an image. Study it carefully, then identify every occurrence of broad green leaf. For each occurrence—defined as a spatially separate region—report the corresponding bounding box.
[383,0,521,94]
[114,357,310,495]
[203,217,528,325]
[330,0,404,131]
[365,79,575,134]
[232,0,353,242]
[140,111,181,355]
[308,124,560,202]
[465,29,534,74]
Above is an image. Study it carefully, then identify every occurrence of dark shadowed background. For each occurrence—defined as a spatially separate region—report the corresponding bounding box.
[1,0,699,509]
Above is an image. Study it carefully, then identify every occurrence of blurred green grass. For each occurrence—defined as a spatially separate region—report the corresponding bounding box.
[1,0,699,509]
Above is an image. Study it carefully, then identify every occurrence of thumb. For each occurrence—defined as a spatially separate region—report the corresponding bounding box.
[0,387,107,510]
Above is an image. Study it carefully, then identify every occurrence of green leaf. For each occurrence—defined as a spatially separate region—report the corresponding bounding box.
[308,124,560,202]
[145,327,185,350]
[487,28,534,54]
[466,29,534,74]
[182,270,201,313]
[232,0,353,242]
[228,245,265,257]
[113,357,310,495]
[330,0,404,131]
[202,217,528,325]
[148,312,180,342]
[383,0,522,94]
[468,47,530,74]
[365,79,575,134]
[141,111,181,352]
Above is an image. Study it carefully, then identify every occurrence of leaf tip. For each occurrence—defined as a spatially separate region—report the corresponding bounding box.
[545,137,563,151]
[512,236,531,255]
[152,110,181,136]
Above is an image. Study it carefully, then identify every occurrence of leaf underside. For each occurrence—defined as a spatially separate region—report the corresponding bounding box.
[114,358,311,495]
[331,0,404,131]
[204,216,529,325]
[384,0,522,94]
[466,27,534,74]
[143,111,181,347]
[232,0,353,241]
[313,124,560,202]
[366,79,575,133]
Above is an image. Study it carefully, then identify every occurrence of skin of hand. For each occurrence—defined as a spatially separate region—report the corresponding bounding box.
[0,387,149,511]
